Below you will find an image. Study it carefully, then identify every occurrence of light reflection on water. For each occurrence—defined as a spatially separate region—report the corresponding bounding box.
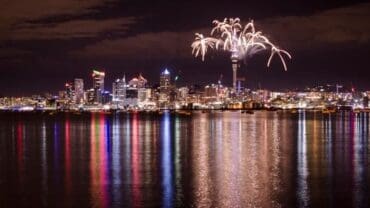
[161,112,173,208]
[0,111,369,207]
[297,110,309,207]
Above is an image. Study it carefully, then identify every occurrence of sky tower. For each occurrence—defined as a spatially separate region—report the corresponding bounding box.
[191,18,291,93]
[231,53,239,91]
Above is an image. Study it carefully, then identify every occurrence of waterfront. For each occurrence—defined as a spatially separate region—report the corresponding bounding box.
[0,111,369,207]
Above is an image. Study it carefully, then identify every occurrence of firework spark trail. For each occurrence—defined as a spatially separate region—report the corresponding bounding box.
[191,18,291,70]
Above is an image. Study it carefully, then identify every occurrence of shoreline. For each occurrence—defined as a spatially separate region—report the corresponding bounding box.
[0,107,369,115]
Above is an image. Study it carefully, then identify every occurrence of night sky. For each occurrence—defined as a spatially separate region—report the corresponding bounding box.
[1,0,369,96]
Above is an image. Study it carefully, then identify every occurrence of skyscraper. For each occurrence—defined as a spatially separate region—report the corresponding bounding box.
[92,70,105,104]
[65,82,74,102]
[159,68,171,108]
[74,78,84,104]
[112,75,126,107]
[160,68,170,90]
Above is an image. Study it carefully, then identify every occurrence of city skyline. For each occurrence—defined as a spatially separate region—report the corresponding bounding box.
[0,66,368,98]
[0,1,370,95]
[2,68,369,113]
[1,2,370,207]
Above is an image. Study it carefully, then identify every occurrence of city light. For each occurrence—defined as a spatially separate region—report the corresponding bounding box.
[92,70,105,76]
[1,68,369,113]
[0,2,369,208]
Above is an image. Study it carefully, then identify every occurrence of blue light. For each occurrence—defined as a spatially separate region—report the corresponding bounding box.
[161,112,173,208]
[162,68,170,75]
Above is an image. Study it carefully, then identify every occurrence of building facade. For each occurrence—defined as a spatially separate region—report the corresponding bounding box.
[112,76,126,107]
[92,70,105,104]
[74,78,84,104]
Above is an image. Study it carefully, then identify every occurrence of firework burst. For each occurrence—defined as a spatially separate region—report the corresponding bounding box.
[191,18,291,70]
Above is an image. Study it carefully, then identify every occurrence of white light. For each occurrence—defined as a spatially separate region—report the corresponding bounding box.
[163,68,170,75]
[103,105,110,110]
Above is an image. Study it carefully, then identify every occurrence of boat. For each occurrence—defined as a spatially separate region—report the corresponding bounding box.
[266,107,278,111]
[290,109,298,114]
[176,110,192,116]
[353,108,361,114]
[322,108,336,114]
[362,108,370,113]
[242,110,254,114]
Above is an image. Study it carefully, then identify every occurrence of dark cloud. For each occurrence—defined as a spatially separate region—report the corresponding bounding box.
[0,1,370,95]
[10,17,136,40]
[258,3,370,49]
[0,0,115,22]
[0,0,117,40]
[70,3,370,60]
[70,30,198,59]
[0,48,32,58]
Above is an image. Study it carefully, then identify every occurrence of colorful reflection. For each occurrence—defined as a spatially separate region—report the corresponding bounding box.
[269,112,283,206]
[65,117,71,192]
[351,113,368,208]
[53,122,61,184]
[111,114,121,203]
[192,113,211,207]
[2,111,370,207]
[41,121,48,206]
[131,113,141,206]
[143,116,152,187]
[161,112,173,208]
[297,110,309,207]
[174,115,183,204]
[90,113,109,208]
[123,114,131,206]
[16,121,24,184]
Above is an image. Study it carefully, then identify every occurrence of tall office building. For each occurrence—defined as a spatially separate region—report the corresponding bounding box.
[65,82,74,101]
[86,89,95,104]
[158,68,171,108]
[74,78,84,104]
[112,75,126,106]
[160,68,170,90]
[92,70,105,104]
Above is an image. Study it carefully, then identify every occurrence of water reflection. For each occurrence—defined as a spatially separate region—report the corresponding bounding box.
[1,111,369,207]
[53,122,60,185]
[13,119,25,203]
[192,113,211,207]
[297,110,309,207]
[161,112,174,208]
[65,118,71,192]
[90,113,109,208]
[111,114,121,204]
[352,113,368,208]
[131,113,141,207]
[174,115,183,205]
[16,121,24,183]
[41,121,48,206]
